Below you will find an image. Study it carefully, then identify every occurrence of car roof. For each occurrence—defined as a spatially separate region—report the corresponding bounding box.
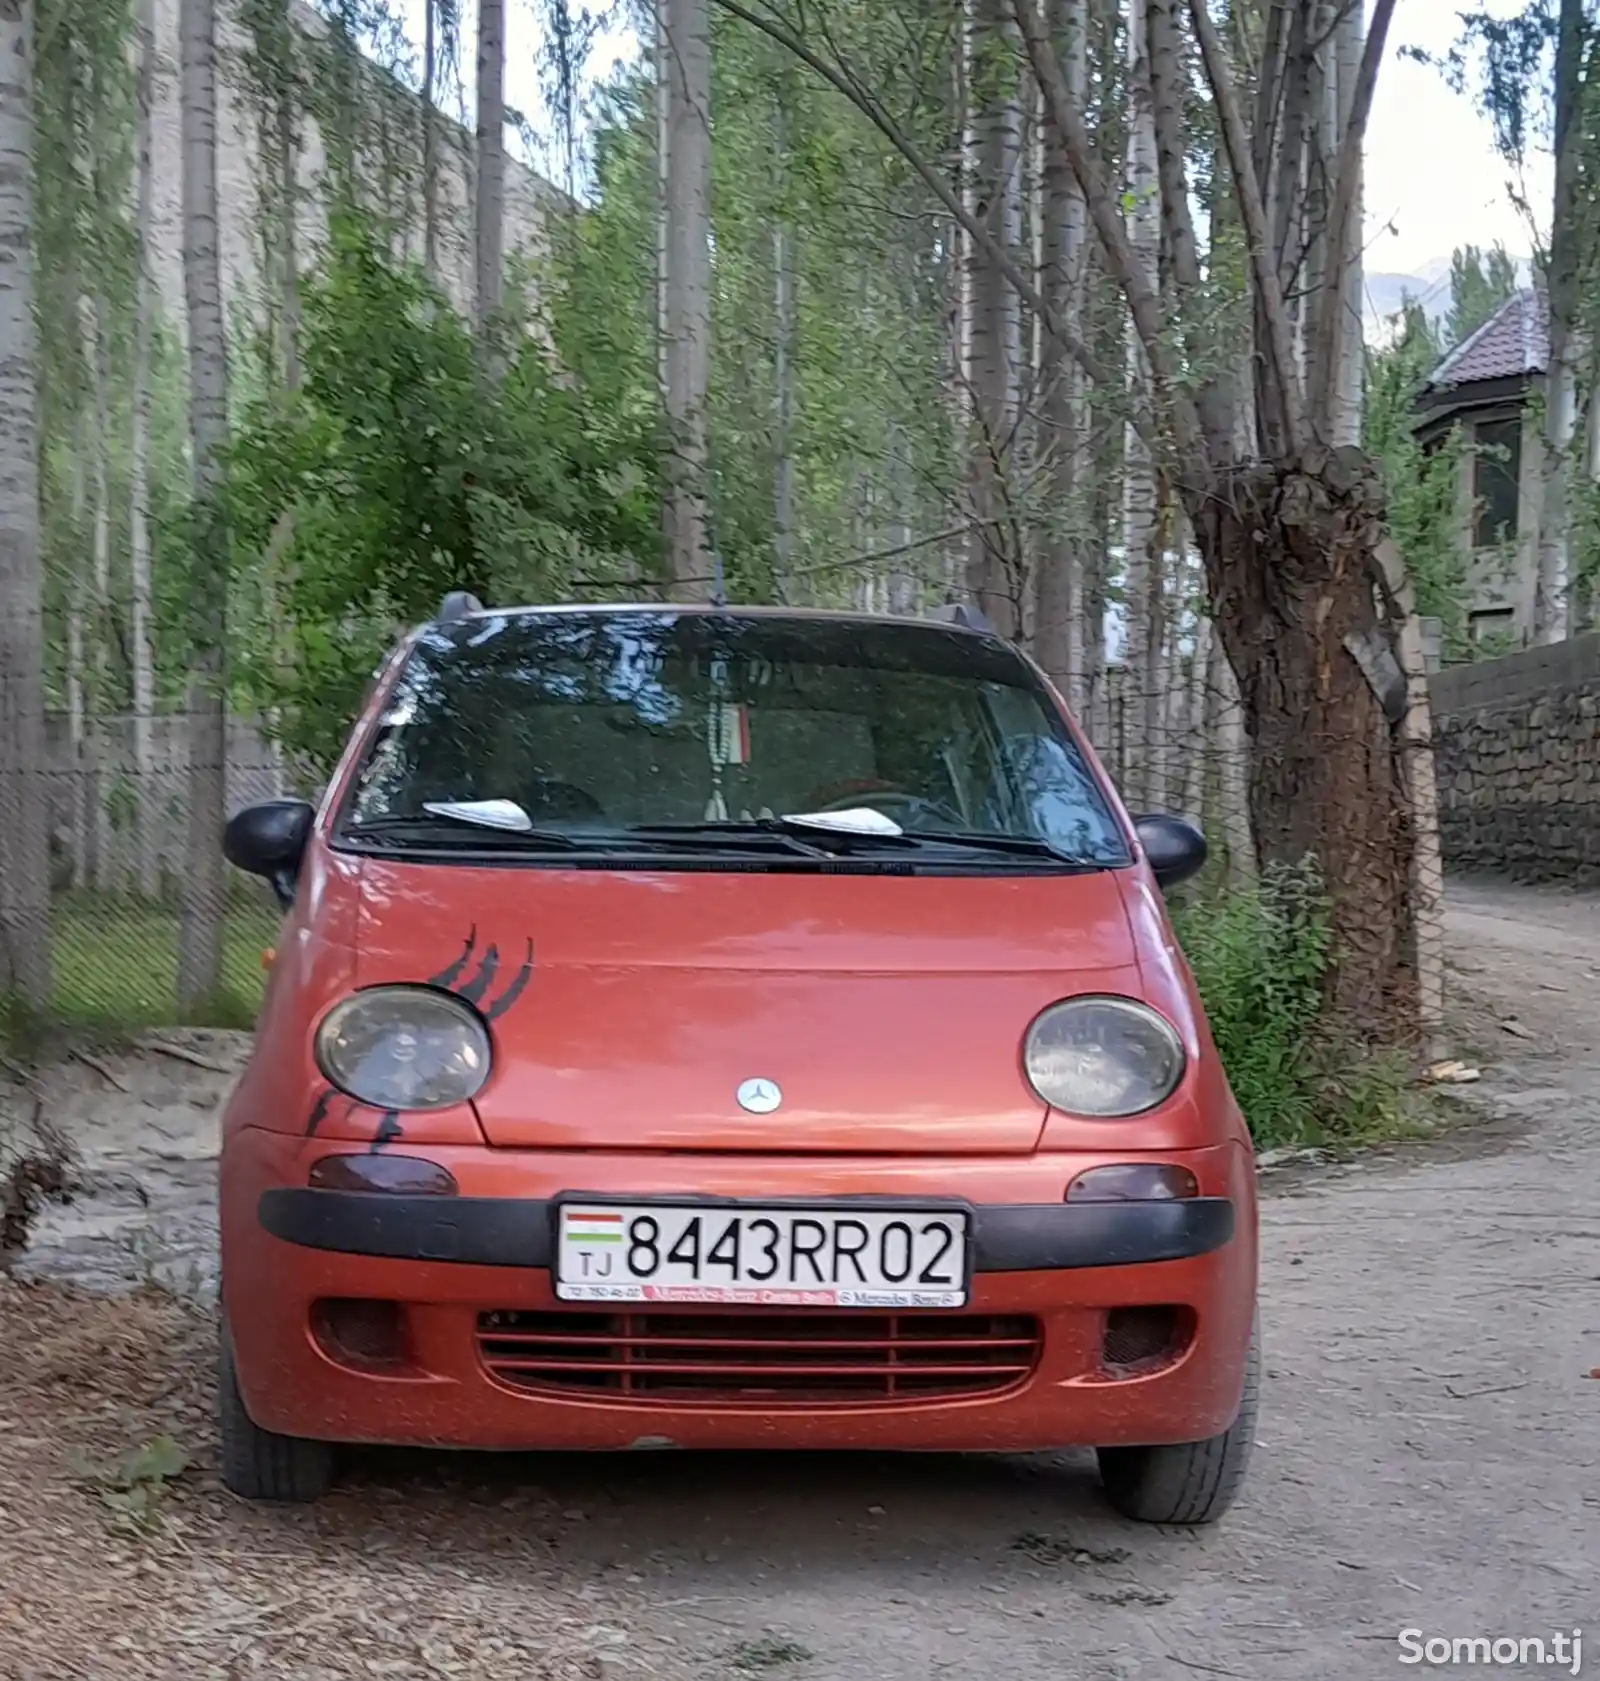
[433,600,997,636]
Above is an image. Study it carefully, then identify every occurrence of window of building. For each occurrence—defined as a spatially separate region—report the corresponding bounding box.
[1467,607,1517,653]
[1472,416,1522,548]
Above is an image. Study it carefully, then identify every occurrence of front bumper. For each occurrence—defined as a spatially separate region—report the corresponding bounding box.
[259,1186,1235,1272]
[222,1129,1258,1454]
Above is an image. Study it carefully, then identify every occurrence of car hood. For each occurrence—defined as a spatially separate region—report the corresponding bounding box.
[353,860,1142,1154]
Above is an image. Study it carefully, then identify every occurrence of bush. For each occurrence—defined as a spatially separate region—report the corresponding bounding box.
[1171,860,1413,1151]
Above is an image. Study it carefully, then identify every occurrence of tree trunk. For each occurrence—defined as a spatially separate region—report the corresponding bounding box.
[423,0,439,281]
[276,0,301,393]
[177,0,231,1013]
[657,0,714,597]
[1193,455,1416,1031]
[772,218,797,596]
[1303,0,1335,382]
[888,441,918,614]
[1120,0,1160,805]
[323,0,360,197]
[949,0,973,602]
[1534,0,1584,643]
[771,60,796,599]
[1329,0,1363,446]
[1375,537,1445,1054]
[964,0,1023,635]
[86,294,112,890]
[1032,0,1087,708]
[1208,629,1255,883]
[1181,609,1212,821]
[0,0,49,996]
[68,420,88,891]
[131,0,160,900]
[474,0,506,342]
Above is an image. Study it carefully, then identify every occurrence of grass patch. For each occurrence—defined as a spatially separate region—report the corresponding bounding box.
[1172,860,1422,1152]
[49,899,278,1031]
[730,1636,814,1672]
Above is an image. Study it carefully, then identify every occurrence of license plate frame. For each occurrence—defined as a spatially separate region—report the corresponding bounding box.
[550,1193,975,1309]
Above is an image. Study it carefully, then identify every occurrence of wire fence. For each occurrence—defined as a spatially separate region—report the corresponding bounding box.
[10,711,290,1031]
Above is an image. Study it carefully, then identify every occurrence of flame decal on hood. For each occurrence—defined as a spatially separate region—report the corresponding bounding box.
[427,925,535,1023]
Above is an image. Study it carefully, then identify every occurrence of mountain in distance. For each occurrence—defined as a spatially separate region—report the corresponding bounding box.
[1362,252,1532,343]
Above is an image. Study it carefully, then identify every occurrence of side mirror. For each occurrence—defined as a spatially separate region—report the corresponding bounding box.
[1133,813,1208,891]
[224,799,314,909]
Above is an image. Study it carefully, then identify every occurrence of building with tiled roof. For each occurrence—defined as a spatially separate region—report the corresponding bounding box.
[1415,289,1551,650]
[1422,289,1550,393]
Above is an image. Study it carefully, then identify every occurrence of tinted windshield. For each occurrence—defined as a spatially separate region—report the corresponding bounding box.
[341,611,1130,864]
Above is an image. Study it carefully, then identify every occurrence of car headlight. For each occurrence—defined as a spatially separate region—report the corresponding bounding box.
[1023,996,1185,1117]
[315,986,492,1112]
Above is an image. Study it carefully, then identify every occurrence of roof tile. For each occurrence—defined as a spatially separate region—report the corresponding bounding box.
[1426,288,1549,390]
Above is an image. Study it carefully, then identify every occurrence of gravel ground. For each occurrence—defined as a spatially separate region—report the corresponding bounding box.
[1,877,1596,1680]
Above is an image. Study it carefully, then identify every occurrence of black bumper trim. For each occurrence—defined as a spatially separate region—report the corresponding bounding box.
[257,1190,1234,1274]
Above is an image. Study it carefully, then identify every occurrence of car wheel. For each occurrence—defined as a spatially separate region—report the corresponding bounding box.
[217,1322,335,1503]
[1095,1313,1260,1526]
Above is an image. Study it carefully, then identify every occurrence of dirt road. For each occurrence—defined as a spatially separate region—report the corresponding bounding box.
[2,879,1595,1680]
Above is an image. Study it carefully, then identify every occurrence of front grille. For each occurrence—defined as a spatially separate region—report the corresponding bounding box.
[476,1310,1042,1405]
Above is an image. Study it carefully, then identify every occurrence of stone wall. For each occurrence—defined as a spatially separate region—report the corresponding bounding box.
[1428,633,1600,879]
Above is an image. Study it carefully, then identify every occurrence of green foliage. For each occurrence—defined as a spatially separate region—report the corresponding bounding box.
[1443,1,1561,168]
[1444,243,1520,349]
[226,211,662,768]
[545,15,961,608]
[69,1434,189,1536]
[1364,301,1470,644]
[1173,863,1414,1150]
[730,1636,816,1673]
[1570,469,1600,613]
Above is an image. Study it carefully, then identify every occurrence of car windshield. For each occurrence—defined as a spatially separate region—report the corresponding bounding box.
[340,610,1130,866]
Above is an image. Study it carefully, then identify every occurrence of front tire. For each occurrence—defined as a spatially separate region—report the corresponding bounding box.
[218,1322,335,1503]
[1095,1315,1260,1526]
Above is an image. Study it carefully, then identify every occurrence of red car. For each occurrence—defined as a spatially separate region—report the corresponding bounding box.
[219,598,1259,1522]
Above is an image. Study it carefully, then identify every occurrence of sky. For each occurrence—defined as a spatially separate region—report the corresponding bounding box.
[1363,0,1551,286]
[396,0,1554,300]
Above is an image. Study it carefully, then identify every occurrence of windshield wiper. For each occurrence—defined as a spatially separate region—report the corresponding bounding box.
[633,820,1101,865]
[899,830,1098,860]
[343,814,804,859]
[623,820,847,857]
[342,814,587,849]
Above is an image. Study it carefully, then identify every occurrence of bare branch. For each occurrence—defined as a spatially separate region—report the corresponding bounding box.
[1186,0,1305,457]
[1306,0,1397,435]
[1009,0,1204,477]
[708,0,1153,450]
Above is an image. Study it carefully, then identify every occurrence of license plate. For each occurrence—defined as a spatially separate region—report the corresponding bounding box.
[554,1202,971,1309]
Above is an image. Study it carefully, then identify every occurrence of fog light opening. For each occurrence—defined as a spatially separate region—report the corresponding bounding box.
[309,1153,459,1196]
[1065,1163,1199,1202]
[1101,1305,1194,1375]
[311,1298,411,1373]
